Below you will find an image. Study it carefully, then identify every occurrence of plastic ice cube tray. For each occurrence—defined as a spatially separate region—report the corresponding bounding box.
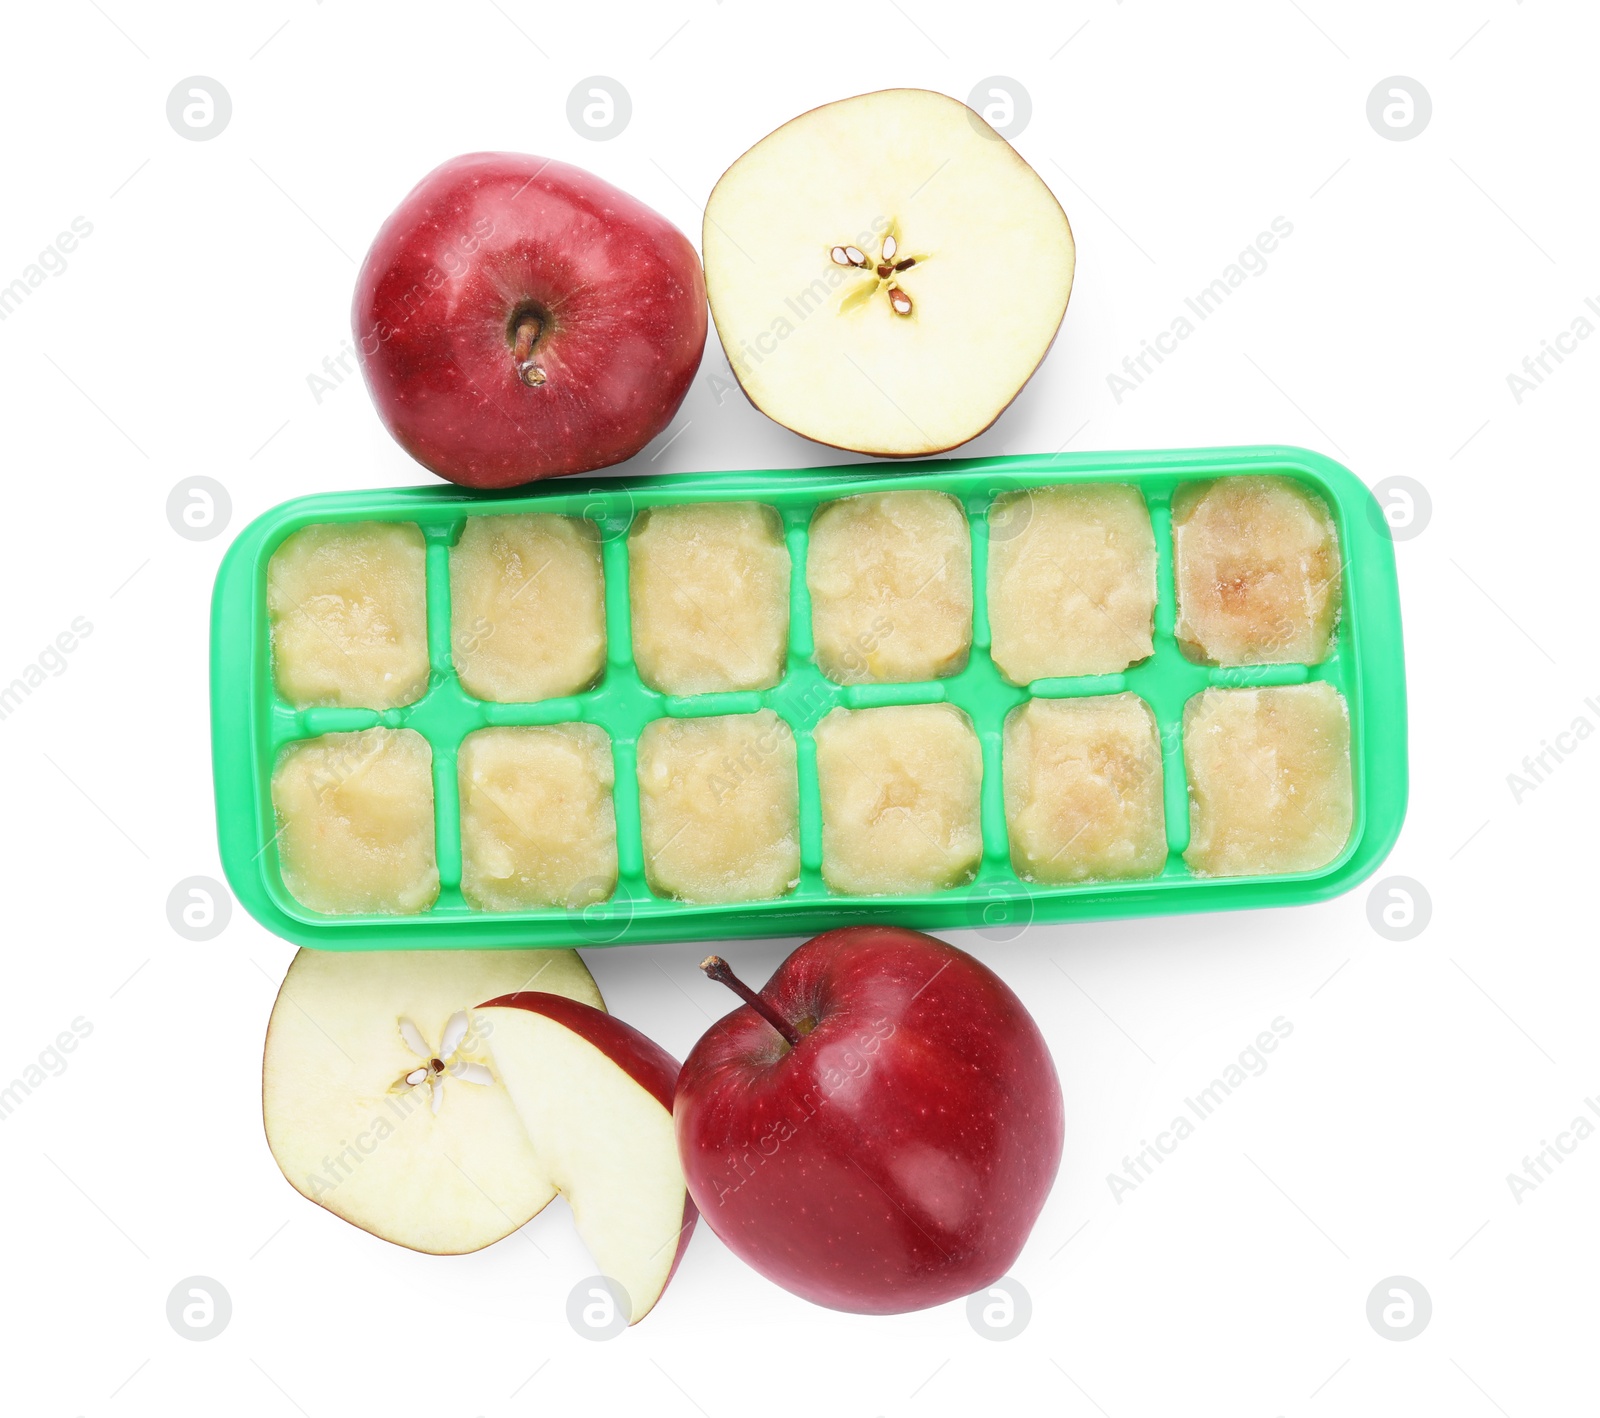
[210,445,1407,950]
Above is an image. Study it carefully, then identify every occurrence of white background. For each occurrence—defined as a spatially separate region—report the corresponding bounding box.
[1,1,1594,1414]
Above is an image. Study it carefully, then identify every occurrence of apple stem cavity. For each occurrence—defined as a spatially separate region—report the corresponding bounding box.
[700,955,802,1047]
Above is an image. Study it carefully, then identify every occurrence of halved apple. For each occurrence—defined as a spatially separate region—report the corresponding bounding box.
[477,993,697,1325]
[703,88,1075,456]
[261,948,602,1255]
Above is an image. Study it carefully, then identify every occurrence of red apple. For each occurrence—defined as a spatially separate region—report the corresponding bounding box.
[353,152,706,488]
[674,927,1063,1314]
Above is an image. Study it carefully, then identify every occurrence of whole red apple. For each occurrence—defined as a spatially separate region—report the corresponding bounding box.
[353,152,706,488]
[674,927,1063,1314]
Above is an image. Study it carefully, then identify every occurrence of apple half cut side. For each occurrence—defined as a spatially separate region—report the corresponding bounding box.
[702,88,1075,457]
[478,993,698,1325]
[262,948,603,1256]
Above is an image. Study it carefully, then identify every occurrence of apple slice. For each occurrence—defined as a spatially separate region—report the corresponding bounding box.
[262,948,602,1255]
[477,993,697,1325]
[703,88,1075,456]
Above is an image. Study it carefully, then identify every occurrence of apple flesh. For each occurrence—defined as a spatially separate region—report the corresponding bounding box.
[262,948,603,1255]
[674,928,1063,1314]
[702,89,1075,457]
[478,993,697,1325]
[354,152,707,488]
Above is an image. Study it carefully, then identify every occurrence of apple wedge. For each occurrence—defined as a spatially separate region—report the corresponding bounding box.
[703,88,1075,456]
[477,993,697,1325]
[262,948,602,1255]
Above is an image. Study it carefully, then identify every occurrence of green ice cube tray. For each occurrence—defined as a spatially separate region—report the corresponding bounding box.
[210,445,1407,950]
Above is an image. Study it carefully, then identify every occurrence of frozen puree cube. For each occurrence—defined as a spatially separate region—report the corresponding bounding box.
[988,484,1157,682]
[1183,683,1352,877]
[450,514,606,703]
[457,724,616,911]
[637,710,799,903]
[1173,475,1341,666]
[813,703,983,894]
[1004,694,1166,883]
[272,728,439,914]
[807,490,972,684]
[268,521,429,709]
[628,502,790,694]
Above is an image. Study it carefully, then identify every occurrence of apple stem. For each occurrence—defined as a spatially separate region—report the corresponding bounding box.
[512,316,542,364]
[700,955,801,1047]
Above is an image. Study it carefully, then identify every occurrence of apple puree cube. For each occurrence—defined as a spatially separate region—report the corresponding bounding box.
[268,521,429,709]
[1173,476,1341,666]
[1183,683,1353,877]
[814,703,982,895]
[1004,694,1166,883]
[628,502,790,695]
[450,515,606,703]
[807,490,972,684]
[458,725,617,911]
[987,484,1157,682]
[637,710,799,903]
[272,728,439,914]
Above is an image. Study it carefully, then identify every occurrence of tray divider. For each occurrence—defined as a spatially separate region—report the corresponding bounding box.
[611,734,645,882]
[966,494,1013,873]
[780,509,828,891]
[430,734,464,901]
[598,525,652,896]
[420,523,467,896]
[1138,491,1193,860]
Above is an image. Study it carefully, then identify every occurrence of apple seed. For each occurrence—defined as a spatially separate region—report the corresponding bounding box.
[826,232,921,316]
[440,1012,469,1057]
[387,1011,495,1108]
[448,1060,494,1085]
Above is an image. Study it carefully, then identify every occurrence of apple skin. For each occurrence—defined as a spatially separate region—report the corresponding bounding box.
[479,991,698,1290]
[673,927,1063,1314]
[479,990,681,1111]
[354,153,707,489]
